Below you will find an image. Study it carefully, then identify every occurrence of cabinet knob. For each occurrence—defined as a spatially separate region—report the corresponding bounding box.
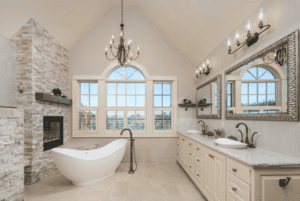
[197,174,199,177]
[189,153,192,155]
[189,166,192,168]
[197,148,199,150]
[232,187,237,191]
[197,159,200,162]
[232,168,237,172]
[182,139,185,141]
[189,143,191,145]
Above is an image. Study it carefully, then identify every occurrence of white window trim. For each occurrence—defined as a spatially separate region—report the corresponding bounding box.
[72,61,177,138]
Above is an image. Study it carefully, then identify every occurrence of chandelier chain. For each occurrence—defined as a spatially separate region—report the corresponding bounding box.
[121,0,123,24]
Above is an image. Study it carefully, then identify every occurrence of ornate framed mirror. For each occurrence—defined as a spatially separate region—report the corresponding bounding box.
[196,74,222,119]
[225,30,299,121]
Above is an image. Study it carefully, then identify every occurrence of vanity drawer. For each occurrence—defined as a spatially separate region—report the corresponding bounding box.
[195,152,204,171]
[226,193,235,201]
[226,172,251,201]
[186,147,195,161]
[187,139,195,149]
[186,158,195,174]
[195,143,205,155]
[227,158,251,184]
[195,167,204,187]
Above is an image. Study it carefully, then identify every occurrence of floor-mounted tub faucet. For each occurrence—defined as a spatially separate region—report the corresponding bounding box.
[120,128,136,174]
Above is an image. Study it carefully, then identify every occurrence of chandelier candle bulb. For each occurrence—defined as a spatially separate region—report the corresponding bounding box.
[259,8,263,20]
[207,59,209,64]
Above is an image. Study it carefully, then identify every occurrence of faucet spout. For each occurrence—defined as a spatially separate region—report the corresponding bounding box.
[235,123,249,144]
[198,120,206,135]
[120,128,133,140]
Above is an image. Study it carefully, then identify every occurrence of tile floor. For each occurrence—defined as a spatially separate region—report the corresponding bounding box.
[25,161,207,201]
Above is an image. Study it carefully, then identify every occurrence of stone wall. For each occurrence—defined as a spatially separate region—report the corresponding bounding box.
[12,18,69,185]
[0,108,24,201]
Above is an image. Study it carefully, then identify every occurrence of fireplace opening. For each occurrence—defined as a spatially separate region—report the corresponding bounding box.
[43,116,63,151]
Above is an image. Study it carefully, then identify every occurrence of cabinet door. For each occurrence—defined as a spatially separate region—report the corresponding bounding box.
[205,149,214,198]
[213,151,226,201]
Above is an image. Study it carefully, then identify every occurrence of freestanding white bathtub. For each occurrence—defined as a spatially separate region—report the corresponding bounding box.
[52,139,128,186]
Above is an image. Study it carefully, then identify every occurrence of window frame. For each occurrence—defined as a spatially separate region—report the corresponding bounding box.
[72,64,177,138]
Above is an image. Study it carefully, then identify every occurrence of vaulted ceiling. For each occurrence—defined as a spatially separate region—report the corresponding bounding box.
[0,0,264,65]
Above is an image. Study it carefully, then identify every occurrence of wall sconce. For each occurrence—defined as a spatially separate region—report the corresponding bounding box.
[196,59,212,78]
[228,9,271,54]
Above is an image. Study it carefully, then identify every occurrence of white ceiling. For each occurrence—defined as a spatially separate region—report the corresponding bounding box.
[0,0,264,65]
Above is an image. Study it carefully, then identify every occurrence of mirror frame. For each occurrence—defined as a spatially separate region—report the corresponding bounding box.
[225,30,299,122]
[196,74,222,119]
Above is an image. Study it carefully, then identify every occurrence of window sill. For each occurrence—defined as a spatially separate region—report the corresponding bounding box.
[73,132,178,138]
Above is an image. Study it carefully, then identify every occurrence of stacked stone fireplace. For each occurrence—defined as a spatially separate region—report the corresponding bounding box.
[12,18,70,185]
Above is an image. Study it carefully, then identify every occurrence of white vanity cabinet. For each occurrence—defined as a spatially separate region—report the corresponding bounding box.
[177,133,300,201]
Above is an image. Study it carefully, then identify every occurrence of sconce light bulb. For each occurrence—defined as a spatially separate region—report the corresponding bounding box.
[236,32,239,39]
[120,32,123,36]
[137,46,139,50]
[228,38,231,46]
[259,8,263,20]
[105,47,107,52]
[202,63,205,68]
[247,21,251,30]
[207,59,209,64]
[196,70,199,73]
[112,35,114,39]
[130,53,133,57]
[110,40,112,45]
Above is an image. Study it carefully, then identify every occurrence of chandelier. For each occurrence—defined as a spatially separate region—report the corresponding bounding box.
[105,0,140,65]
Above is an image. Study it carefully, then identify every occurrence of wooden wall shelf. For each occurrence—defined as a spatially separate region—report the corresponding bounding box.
[178,104,196,111]
[35,93,72,106]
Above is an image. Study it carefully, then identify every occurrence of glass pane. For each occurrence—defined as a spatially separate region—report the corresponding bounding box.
[241,83,248,95]
[136,111,145,119]
[106,120,114,130]
[116,120,124,130]
[215,95,217,107]
[257,67,267,78]
[163,83,171,95]
[127,83,135,95]
[260,70,275,80]
[258,95,267,106]
[117,96,126,107]
[126,67,136,78]
[249,83,257,94]
[155,120,163,130]
[215,82,218,95]
[116,67,126,78]
[128,120,136,130]
[89,111,96,130]
[155,111,163,120]
[107,70,124,80]
[164,111,171,120]
[154,83,162,95]
[136,83,145,95]
[117,111,124,119]
[107,83,116,94]
[80,83,89,94]
[117,83,126,94]
[164,120,171,130]
[227,95,231,107]
[136,120,145,130]
[127,96,135,107]
[90,83,98,94]
[127,111,135,119]
[163,96,171,107]
[248,67,258,79]
[154,96,162,107]
[107,95,116,107]
[128,71,145,80]
[90,95,98,107]
[258,83,266,94]
[136,96,145,107]
[267,83,276,94]
[242,71,256,80]
[267,95,276,105]
[242,95,248,106]
[81,95,89,107]
[249,95,258,105]
[107,111,116,119]
[227,83,232,94]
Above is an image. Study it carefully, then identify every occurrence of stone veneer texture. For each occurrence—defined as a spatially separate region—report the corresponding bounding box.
[11,18,69,185]
[0,108,24,201]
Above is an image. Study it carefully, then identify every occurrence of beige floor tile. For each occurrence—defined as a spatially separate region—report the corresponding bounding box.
[25,161,207,201]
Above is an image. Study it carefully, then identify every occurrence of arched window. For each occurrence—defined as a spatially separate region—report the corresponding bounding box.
[241,67,277,107]
[106,67,146,131]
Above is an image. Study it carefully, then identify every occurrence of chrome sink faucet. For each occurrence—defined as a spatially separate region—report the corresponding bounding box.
[235,122,258,148]
[198,120,207,135]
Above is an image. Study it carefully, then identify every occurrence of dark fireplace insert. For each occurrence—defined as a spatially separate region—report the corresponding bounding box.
[43,116,63,151]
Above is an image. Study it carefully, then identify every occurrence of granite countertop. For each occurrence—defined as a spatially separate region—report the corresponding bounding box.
[177,131,300,168]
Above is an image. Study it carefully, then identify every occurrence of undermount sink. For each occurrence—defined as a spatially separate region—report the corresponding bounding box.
[187,130,201,135]
[215,138,248,149]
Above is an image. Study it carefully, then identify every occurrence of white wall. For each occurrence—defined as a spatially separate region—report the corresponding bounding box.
[195,0,300,158]
[68,6,196,161]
